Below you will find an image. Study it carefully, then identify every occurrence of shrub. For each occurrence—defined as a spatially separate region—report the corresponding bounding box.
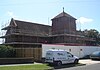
[0,45,15,58]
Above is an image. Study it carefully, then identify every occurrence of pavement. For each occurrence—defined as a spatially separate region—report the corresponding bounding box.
[0,62,42,67]
[0,59,100,67]
[79,59,100,65]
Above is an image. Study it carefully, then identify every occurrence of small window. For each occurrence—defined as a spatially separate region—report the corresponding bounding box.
[80,49,82,51]
[67,54,72,57]
[69,49,71,52]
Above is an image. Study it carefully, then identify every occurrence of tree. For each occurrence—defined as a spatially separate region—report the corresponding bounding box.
[84,29,99,38]
[83,29,100,45]
[0,45,15,58]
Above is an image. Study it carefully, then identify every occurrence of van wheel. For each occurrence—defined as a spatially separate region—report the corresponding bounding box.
[57,61,62,66]
[74,59,79,64]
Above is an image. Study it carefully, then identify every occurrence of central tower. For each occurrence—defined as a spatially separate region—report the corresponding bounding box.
[51,9,76,35]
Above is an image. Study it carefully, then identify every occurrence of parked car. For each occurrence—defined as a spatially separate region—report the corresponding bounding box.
[90,51,100,60]
[45,49,79,66]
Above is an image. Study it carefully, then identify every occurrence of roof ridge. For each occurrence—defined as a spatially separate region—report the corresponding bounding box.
[52,11,76,20]
[14,19,51,27]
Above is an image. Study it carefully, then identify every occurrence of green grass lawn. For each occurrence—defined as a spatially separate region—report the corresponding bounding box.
[0,64,52,70]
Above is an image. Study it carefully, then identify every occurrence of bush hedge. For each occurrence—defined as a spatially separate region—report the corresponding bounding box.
[0,45,15,58]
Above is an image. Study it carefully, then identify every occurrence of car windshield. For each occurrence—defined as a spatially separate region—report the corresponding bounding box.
[92,51,100,55]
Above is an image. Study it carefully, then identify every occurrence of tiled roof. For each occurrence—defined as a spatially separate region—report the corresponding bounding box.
[10,18,52,36]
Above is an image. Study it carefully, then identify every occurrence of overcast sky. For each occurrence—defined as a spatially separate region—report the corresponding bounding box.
[0,0,100,42]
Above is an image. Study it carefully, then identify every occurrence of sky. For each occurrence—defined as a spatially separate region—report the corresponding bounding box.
[0,0,100,43]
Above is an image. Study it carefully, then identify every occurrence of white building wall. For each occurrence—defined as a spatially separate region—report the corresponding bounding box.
[42,44,100,58]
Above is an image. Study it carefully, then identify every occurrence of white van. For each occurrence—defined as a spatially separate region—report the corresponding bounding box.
[45,49,79,66]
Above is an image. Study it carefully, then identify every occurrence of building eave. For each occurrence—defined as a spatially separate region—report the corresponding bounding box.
[2,42,42,45]
[0,33,51,38]
[49,33,85,37]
